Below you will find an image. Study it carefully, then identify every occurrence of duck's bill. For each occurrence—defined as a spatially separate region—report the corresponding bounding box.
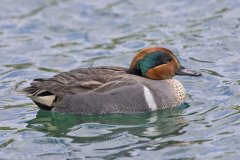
[176,65,202,76]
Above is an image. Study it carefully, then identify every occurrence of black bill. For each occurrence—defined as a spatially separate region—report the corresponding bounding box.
[176,65,202,76]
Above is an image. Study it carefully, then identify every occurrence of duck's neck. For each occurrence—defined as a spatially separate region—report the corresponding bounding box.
[127,67,143,76]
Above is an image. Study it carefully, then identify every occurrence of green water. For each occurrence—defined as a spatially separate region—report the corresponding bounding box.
[0,0,240,159]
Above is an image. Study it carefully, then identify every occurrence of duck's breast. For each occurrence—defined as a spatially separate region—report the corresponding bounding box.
[142,79,186,109]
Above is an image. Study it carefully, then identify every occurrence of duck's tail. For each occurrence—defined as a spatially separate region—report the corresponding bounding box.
[22,86,56,111]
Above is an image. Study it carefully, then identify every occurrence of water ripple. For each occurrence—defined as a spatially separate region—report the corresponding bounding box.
[0,0,240,159]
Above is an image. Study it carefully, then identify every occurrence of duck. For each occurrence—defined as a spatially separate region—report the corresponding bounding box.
[23,47,201,115]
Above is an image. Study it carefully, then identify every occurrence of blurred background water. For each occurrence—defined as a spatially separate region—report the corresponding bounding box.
[0,0,240,159]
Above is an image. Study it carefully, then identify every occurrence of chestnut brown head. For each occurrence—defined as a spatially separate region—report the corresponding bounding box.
[128,47,201,80]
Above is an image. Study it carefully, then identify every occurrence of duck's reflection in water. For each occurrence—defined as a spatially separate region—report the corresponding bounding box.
[26,103,189,143]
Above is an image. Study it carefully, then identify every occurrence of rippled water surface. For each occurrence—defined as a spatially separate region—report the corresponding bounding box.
[0,0,240,159]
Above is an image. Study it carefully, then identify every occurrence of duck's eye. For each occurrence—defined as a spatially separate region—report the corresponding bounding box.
[161,54,172,64]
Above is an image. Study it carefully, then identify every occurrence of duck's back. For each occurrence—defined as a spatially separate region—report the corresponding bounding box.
[23,66,186,114]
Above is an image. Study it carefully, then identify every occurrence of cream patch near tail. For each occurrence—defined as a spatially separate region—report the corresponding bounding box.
[29,95,56,107]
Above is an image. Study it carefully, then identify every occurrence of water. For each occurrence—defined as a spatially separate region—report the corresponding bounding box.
[0,0,240,159]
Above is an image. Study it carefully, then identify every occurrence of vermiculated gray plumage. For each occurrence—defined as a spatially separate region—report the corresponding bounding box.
[23,66,186,115]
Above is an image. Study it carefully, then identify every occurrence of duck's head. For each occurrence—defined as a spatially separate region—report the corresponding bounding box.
[128,47,201,80]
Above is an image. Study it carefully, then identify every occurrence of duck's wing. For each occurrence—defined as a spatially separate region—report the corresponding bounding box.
[52,78,151,115]
[23,66,128,109]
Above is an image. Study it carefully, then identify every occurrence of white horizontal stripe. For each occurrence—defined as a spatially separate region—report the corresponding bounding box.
[143,85,157,111]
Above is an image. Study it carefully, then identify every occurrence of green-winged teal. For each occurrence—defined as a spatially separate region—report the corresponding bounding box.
[23,47,201,115]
